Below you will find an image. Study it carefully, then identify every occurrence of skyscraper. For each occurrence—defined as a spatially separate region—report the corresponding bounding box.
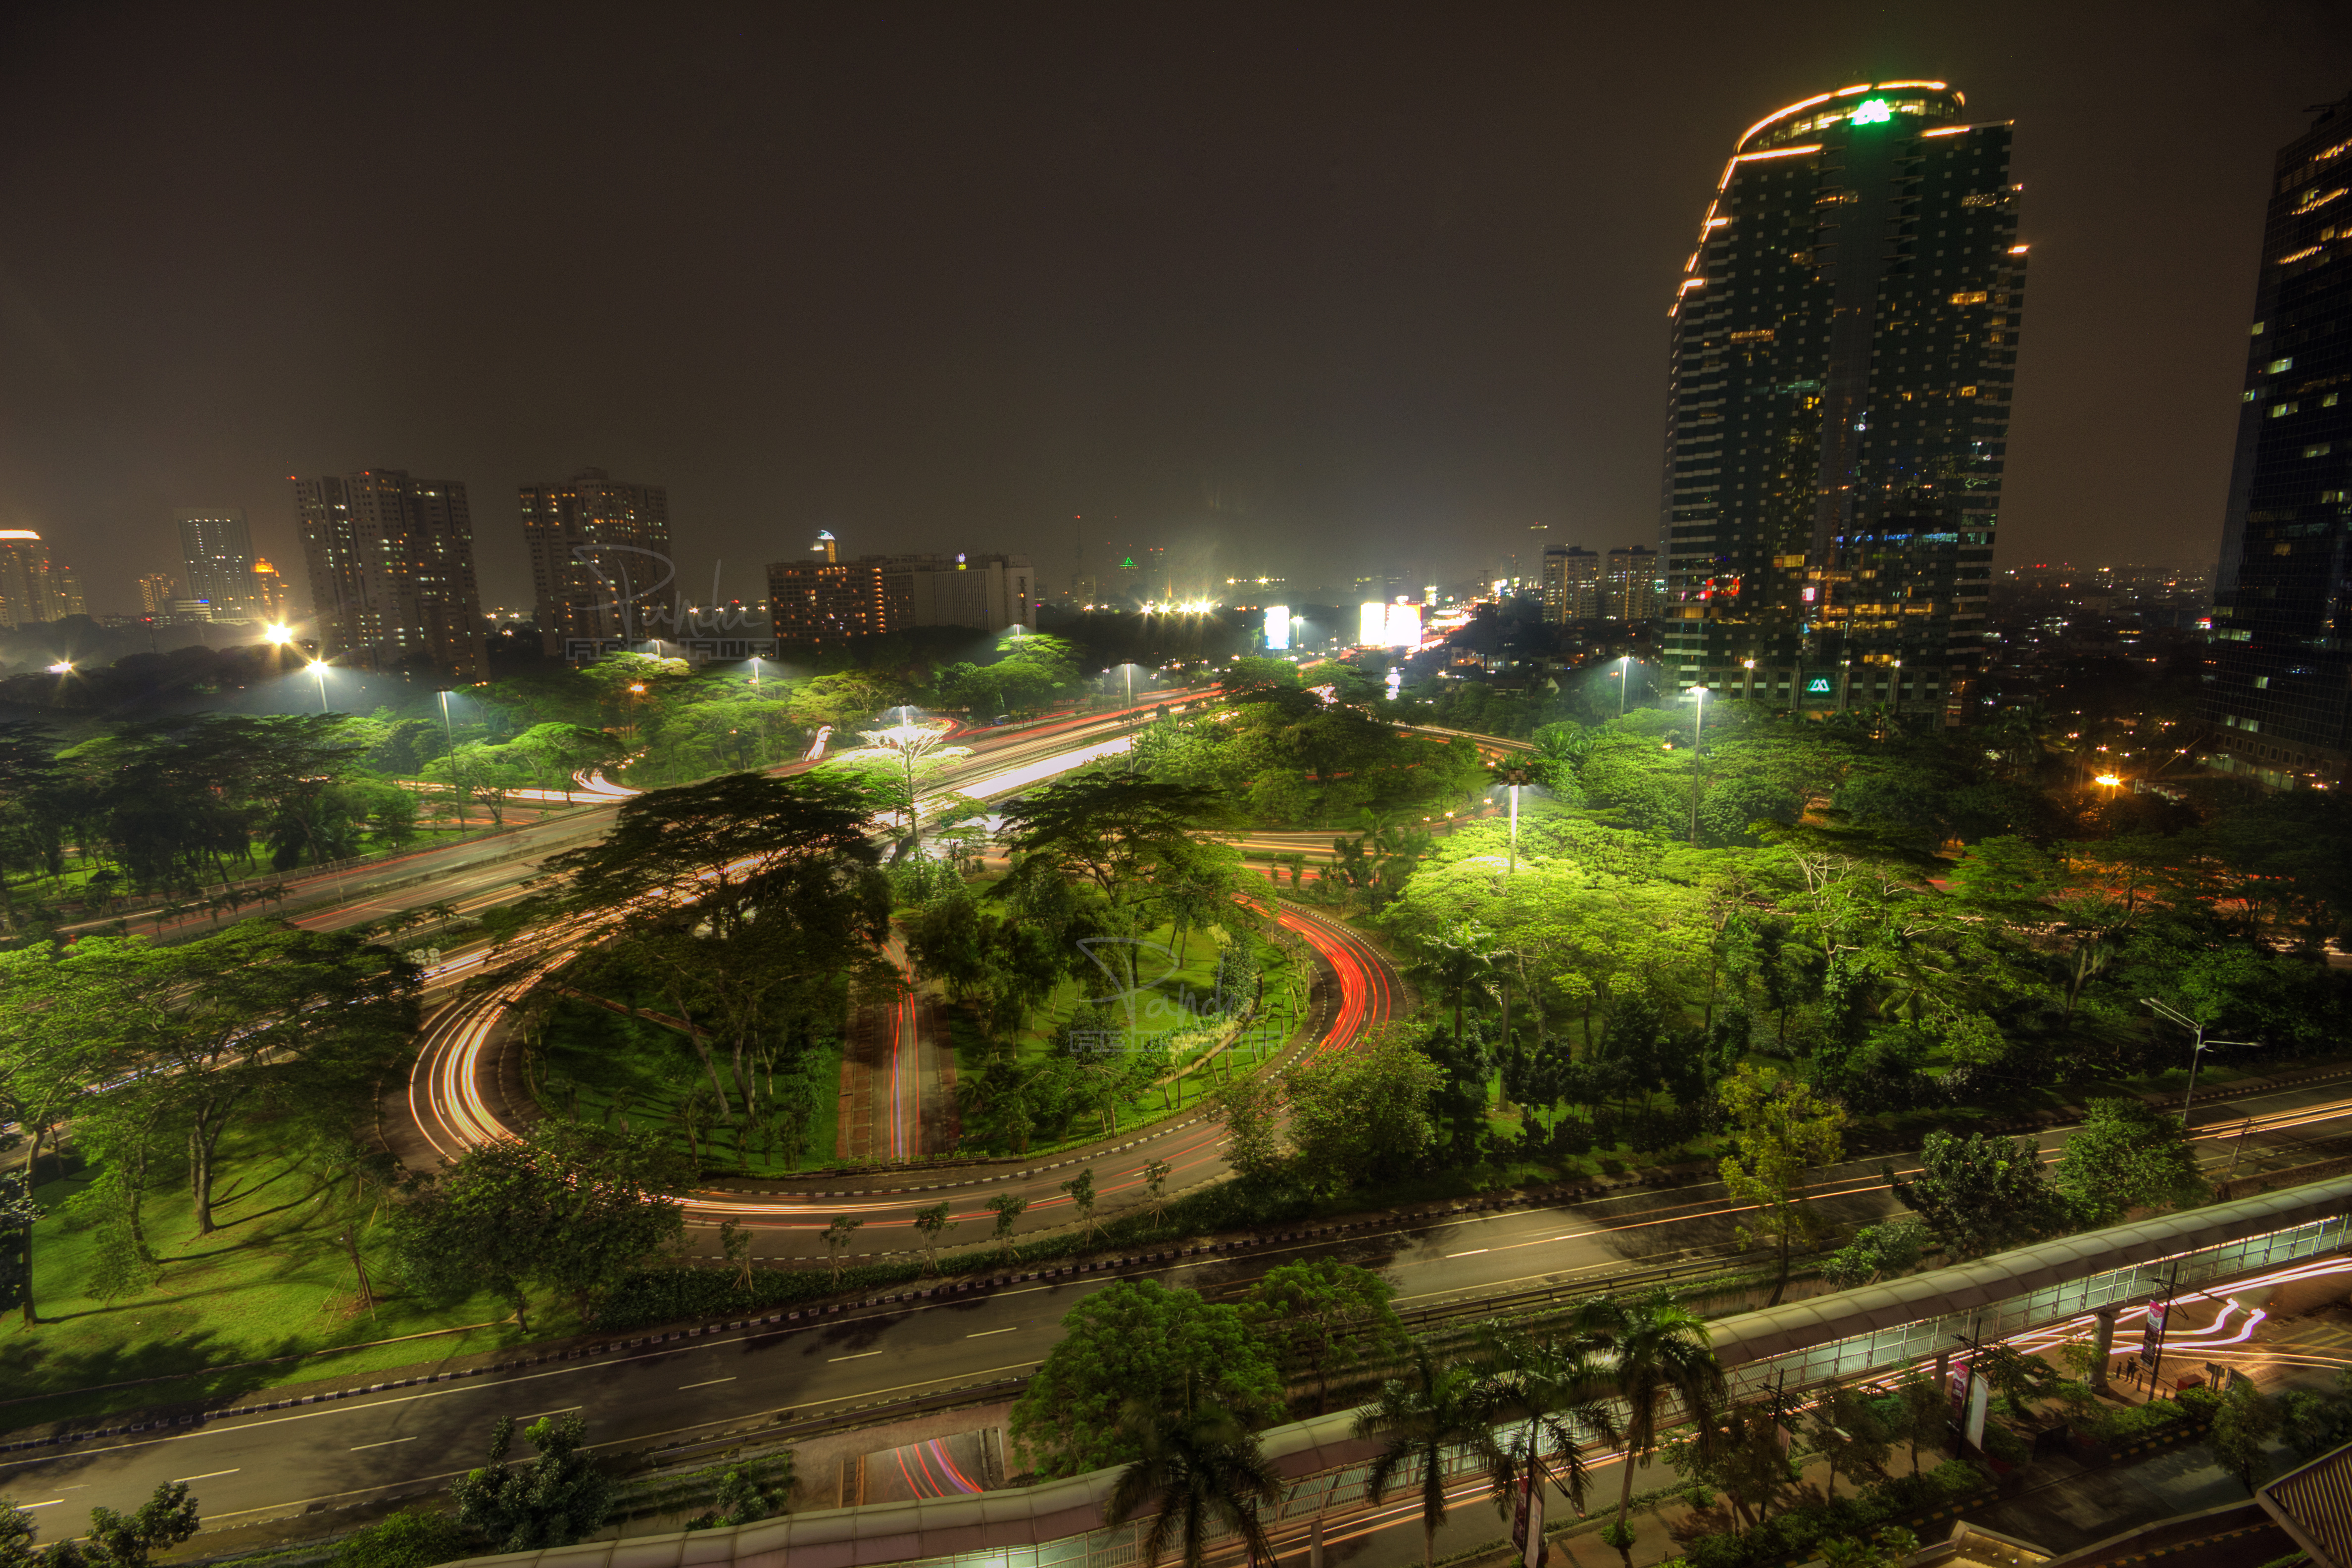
[249,556,291,623]
[136,573,177,618]
[1607,545,1660,620]
[176,509,259,621]
[765,548,1035,646]
[293,470,488,680]
[519,468,673,655]
[1541,546,1603,622]
[0,531,56,629]
[1660,81,2024,715]
[2203,93,2352,788]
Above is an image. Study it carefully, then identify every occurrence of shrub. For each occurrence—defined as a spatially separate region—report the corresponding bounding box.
[329,1509,475,1568]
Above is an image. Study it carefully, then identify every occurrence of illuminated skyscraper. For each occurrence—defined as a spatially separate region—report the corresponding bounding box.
[518,467,673,655]
[1660,81,2025,715]
[136,573,177,617]
[0,532,55,629]
[1541,546,1602,622]
[2203,93,2352,788]
[176,509,260,620]
[294,470,487,679]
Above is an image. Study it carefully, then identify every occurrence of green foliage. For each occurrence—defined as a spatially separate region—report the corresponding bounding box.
[1104,1402,1280,1568]
[1822,1218,1931,1289]
[2055,1099,2206,1225]
[1889,1130,2066,1260]
[326,1508,477,1568]
[1010,1279,1285,1477]
[34,1483,199,1568]
[1717,1066,1844,1304]
[449,1414,612,1554]
[1240,1258,1408,1413]
[1285,1024,1445,1191]
[2210,1377,2281,1492]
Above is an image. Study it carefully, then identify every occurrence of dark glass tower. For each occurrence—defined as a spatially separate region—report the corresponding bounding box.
[2204,92,2352,789]
[1660,82,2026,715]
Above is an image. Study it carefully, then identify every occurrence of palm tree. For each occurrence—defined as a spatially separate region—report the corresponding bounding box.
[1584,1292,1725,1553]
[1356,1346,1504,1568]
[1106,1399,1281,1568]
[1470,1323,1622,1525]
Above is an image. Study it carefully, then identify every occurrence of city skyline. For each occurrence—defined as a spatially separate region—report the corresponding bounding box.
[0,4,2343,619]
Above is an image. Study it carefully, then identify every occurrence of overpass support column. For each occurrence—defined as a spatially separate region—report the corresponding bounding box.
[2091,1306,2116,1393]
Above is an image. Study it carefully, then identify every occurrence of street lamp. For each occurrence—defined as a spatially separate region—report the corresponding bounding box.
[437,688,463,832]
[1492,765,1533,873]
[307,661,329,713]
[1685,684,1709,846]
[2142,998,2257,1128]
[748,655,762,688]
[44,661,71,675]
[265,623,292,646]
[1617,655,1633,717]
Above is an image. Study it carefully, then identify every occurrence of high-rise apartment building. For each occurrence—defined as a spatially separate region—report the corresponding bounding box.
[1660,81,2023,714]
[1607,545,1660,620]
[136,573,177,617]
[293,470,488,680]
[1541,546,1604,622]
[519,468,673,655]
[765,546,1035,646]
[249,557,291,623]
[0,531,56,629]
[2205,93,2352,788]
[176,509,260,621]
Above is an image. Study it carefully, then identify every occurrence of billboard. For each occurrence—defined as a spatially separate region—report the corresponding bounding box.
[1263,604,1290,651]
[1383,601,1422,648]
[1359,601,1388,647]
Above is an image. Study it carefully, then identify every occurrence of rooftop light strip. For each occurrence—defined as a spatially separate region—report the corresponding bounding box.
[1737,92,1835,149]
[1717,143,1824,190]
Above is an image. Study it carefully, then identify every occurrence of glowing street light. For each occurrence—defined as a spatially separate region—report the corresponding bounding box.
[1492,764,1534,873]
[308,661,330,713]
[1685,684,1710,845]
[264,623,293,646]
[45,660,72,675]
[748,655,762,687]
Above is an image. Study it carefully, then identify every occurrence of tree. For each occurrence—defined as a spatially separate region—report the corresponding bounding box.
[1061,1168,1100,1242]
[0,1501,35,1568]
[1356,1346,1503,1568]
[1805,1380,1891,1501]
[39,1483,200,1568]
[2211,1378,2281,1493]
[985,1193,1028,1261]
[1975,1340,2061,1421]
[1104,1400,1281,1568]
[1011,1279,1285,1477]
[323,1508,476,1568]
[1470,1325,1621,1525]
[1208,1076,1286,1183]
[0,1174,43,1327]
[1889,1129,2067,1260]
[449,1414,612,1553]
[1821,1219,1930,1289]
[1241,1258,1409,1414]
[1889,1367,1948,1475]
[1582,1291,1725,1544]
[1287,1025,1444,1192]
[2055,1098,2207,1226]
[1143,1158,1173,1224]
[820,1216,864,1286]
[390,1122,686,1330]
[1716,1066,1845,1306]
[913,1202,956,1274]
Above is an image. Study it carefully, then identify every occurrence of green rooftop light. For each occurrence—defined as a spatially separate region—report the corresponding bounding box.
[1851,98,1893,126]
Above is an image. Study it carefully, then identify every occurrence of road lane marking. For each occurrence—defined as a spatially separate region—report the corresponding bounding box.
[173,1470,240,1482]
[350,1437,415,1451]
[967,1327,1018,1337]
[1447,1248,1489,1258]
[679,1378,737,1389]
[828,1351,882,1362]
[22,1501,62,1510]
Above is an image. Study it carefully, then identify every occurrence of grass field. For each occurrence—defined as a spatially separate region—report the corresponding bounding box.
[538,998,845,1176]
[1,1119,557,1435]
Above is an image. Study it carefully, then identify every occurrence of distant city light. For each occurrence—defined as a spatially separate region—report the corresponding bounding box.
[1383,601,1422,648]
[45,661,72,674]
[1358,601,1387,647]
[1263,604,1291,651]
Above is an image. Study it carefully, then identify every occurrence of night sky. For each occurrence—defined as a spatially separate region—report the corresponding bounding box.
[2,1,2347,617]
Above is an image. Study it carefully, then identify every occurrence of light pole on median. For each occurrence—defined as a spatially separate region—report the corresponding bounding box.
[2142,997,2257,1129]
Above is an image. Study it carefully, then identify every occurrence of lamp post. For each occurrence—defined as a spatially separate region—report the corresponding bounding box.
[437,688,463,832]
[749,655,761,688]
[1618,655,1632,717]
[1686,685,1709,846]
[2141,998,2257,1128]
[1492,765,1533,873]
[308,662,329,713]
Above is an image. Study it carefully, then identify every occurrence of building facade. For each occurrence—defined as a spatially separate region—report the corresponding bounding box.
[1607,544,1660,620]
[176,509,260,621]
[136,573,177,618]
[519,468,674,655]
[765,548,1035,647]
[0,531,74,629]
[249,556,291,623]
[1660,81,2023,716]
[2204,93,2352,788]
[293,470,488,680]
[1540,546,1604,622]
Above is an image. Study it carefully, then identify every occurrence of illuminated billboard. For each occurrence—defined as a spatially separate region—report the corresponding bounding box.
[1263,604,1290,651]
[1383,601,1422,648]
[1359,602,1387,647]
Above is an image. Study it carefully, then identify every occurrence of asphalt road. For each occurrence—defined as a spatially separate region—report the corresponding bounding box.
[11,1071,2352,1537]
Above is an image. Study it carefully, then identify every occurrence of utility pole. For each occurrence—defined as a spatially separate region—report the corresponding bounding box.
[2141,998,2257,1129]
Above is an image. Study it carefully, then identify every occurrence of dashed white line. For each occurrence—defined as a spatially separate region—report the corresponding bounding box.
[828,1351,882,1362]
[350,1437,415,1452]
[679,1377,738,1389]
[1447,1248,1490,1258]
[967,1327,1018,1337]
[173,1470,241,1483]
[21,1501,62,1510]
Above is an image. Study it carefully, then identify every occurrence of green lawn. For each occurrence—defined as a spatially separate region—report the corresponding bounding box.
[1,1121,561,1435]
[537,997,845,1176]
